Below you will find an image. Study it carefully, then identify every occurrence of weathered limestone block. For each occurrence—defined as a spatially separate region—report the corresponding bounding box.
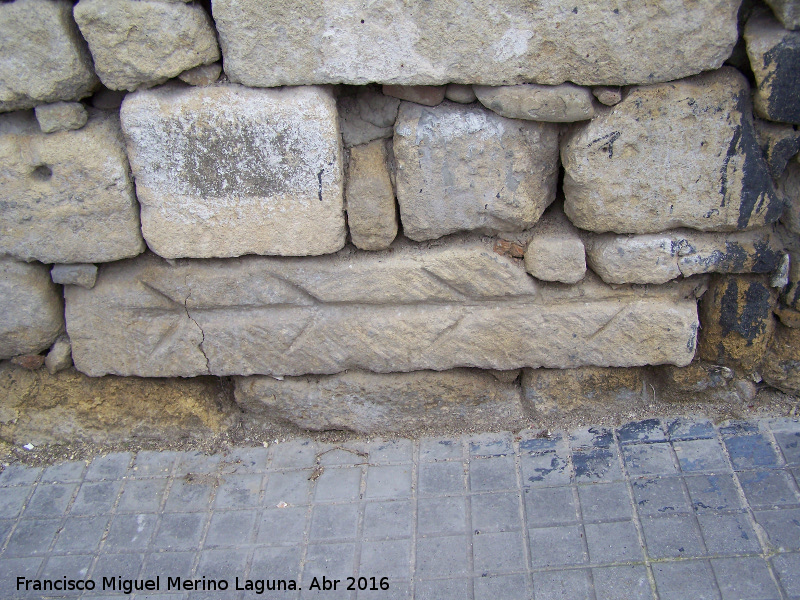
[338,88,400,148]
[51,264,98,289]
[235,369,527,434]
[178,63,222,87]
[474,83,595,122]
[34,102,88,133]
[562,68,781,234]
[0,110,144,264]
[65,238,700,378]
[45,335,73,374]
[73,0,220,92]
[754,119,800,179]
[523,207,586,284]
[0,0,98,113]
[445,84,476,104]
[651,361,753,403]
[698,274,778,373]
[765,0,800,29]
[346,140,398,251]
[212,0,739,87]
[394,101,559,241]
[586,228,783,285]
[383,85,446,106]
[745,10,800,124]
[762,324,800,393]
[0,258,64,360]
[779,160,800,234]
[592,87,622,106]
[121,84,346,258]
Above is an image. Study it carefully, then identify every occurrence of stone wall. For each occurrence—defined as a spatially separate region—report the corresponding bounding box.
[1,0,800,436]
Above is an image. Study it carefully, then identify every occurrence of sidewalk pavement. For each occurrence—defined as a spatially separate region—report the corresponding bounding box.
[0,416,799,600]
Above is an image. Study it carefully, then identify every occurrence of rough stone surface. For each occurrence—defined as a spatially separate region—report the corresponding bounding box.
[346,140,398,251]
[775,304,800,327]
[0,0,98,113]
[0,110,144,264]
[394,101,559,241]
[585,228,783,285]
[655,362,735,393]
[235,369,526,434]
[338,87,400,148]
[779,160,800,234]
[523,206,586,284]
[64,238,701,378]
[383,85,446,106]
[51,264,98,289]
[521,367,645,416]
[0,363,236,446]
[745,10,800,124]
[120,84,345,258]
[783,246,800,310]
[762,324,800,393]
[178,62,222,87]
[592,87,622,106]
[212,0,739,87]
[474,83,595,122]
[765,0,800,31]
[754,119,800,179]
[11,355,45,370]
[0,258,64,360]
[698,274,778,373]
[73,0,220,92]
[445,84,476,104]
[34,102,88,133]
[563,68,780,234]
[45,335,73,375]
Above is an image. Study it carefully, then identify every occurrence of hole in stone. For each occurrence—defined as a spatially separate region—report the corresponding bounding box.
[31,165,52,181]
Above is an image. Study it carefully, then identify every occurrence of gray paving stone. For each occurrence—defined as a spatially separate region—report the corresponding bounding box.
[532,569,592,600]
[309,503,359,541]
[357,579,411,599]
[213,473,264,509]
[419,438,463,462]
[712,557,780,600]
[313,467,362,503]
[302,542,356,593]
[720,421,759,436]
[573,447,623,483]
[578,483,633,522]
[585,520,643,564]
[250,544,302,577]
[666,418,716,441]
[685,474,744,513]
[0,556,43,599]
[23,483,77,518]
[140,551,196,581]
[618,419,665,445]
[317,444,368,466]
[416,535,469,578]
[472,530,526,574]
[219,446,270,474]
[419,462,465,496]
[697,512,762,555]
[754,508,800,550]
[724,434,782,470]
[519,432,563,454]
[737,470,800,508]
[528,525,587,568]
[641,514,706,559]
[365,439,413,464]
[359,539,411,579]
[571,426,614,449]
[174,452,222,477]
[623,443,678,476]
[153,512,206,551]
[4,519,60,557]
[525,486,577,526]
[593,565,653,600]
[473,574,530,600]
[365,465,411,499]
[674,438,730,473]
[632,476,692,515]
[652,560,719,600]
[417,497,467,536]
[118,478,169,513]
[775,432,800,466]
[104,513,158,551]
[92,551,145,581]
[414,578,469,600]
[471,492,522,533]
[520,451,570,487]
[362,500,413,540]
[469,433,513,457]
[131,450,179,478]
[196,547,249,580]
[257,505,308,544]
[52,515,109,553]
[204,510,258,547]
[0,519,13,547]
[469,456,517,492]
[0,485,33,519]
[41,461,86,483]
[771,553,800,599]
[40,553,93,580]
[0,465,41,486]
[263,470,312,506]
[270,440,318,470]
[164,478,214,512]
[86,453,133,481]
[70,480,124,516]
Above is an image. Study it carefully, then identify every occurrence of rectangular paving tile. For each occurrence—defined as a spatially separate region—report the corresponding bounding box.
[578,483,634,522]
[251,544,302,578]
[92,551,145,581]
[770,553,800,599]
[365,465,412,499]
[40,461,86,483]
[419,438,463,462]
[219,446,270,474]
[532,569,592,600]
[313,467,362,503]
[362,500,413,540]
[153,512,206,551]
[70,480,124,516]
[724,434,782,470]
[711,556,781,600]
[164,478,215,512]
[468,433,513,457]
[469,456,517,492]
[263,470,312,506]
[472,530,526,574]
[4,519,60,557]
[0,465,42,486]
[213,473,264,509]
[673,438,730,473]
[309,503,359,541]
[618,419,665,445]
[754,508,800,551]
[52,515,109,554]
[103,513,158,551]
[85,453,132,481]
[697,512,762,555]
[416,536,469,578]
[573,447,623,483]
[593,565,654,600]
[525,486,577,527]
[632,476,692,515]
[652,560,719,600]
[623,442,678,476]
[117,478,169,512]
[417,497,467,536]
[359,539,412,579]
[270,440,318,470]
[473,573,530,600]
[528,525,587,568]
[584,520,643,564]
[0,485,33,519]
[570,426,614,450]
[131,450,179,478]
[204,509,258,547]
[22,483,77,518]
[419,462,466,496]
[666,418,716,441]
[684,473,744,513]
[640,514,706,559]
[414,578,469,600]
[365,439,413,464]
[737,470,800,508]
[520,450,570,487]
[774,431,800,466]
[257,505,308,545]
[471,492,522,533]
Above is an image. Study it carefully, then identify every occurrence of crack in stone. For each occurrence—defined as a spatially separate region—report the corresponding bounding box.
[184,293,210,374]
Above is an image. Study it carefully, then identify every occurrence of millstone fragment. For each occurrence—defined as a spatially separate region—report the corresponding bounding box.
[120,84,346,258]
[562,68,781,233]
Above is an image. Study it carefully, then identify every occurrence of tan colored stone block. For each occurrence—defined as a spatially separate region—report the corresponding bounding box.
[474,83,595,122]
[762,324,800,393]
[34,102,88,133]
[346,140,398,251]
[445,84,477,104]
[592,87,622,106]
[523,206,586,284]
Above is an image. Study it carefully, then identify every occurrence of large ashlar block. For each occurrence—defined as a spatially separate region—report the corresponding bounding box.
[0,0,98,113]
[394,101,559,241]
[0,110,144,264]
[120,84,346,258]
[212,0,739,87]
[562,68,781,234]
[0,258,64,360]
[65,237,701,378]
[73,0,220,92]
